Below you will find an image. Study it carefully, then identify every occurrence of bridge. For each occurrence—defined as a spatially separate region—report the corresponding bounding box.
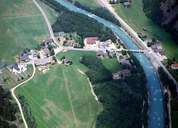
[115,49,147,53]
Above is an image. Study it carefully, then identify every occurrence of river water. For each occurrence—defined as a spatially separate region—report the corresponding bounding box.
[53,0,164,127]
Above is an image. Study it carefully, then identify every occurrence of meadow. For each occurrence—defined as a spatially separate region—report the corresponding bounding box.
[0,0,49,64]
[16,50,148,128]
[16,50,124,128]
[16,51,103,128]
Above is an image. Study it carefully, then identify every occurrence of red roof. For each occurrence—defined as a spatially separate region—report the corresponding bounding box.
[85,37,98,45]
[171,64,178,68]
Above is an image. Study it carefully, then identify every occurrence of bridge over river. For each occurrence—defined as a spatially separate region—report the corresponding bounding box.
[53,0,165,128]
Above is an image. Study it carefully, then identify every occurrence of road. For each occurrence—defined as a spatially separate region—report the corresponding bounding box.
[98,0,177,127]
[11,1,62,128]
[99,0,178,87]
[10,63,36,128]
[32,0,62,50]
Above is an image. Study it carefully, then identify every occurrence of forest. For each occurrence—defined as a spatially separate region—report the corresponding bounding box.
[0,86,19,128]
[143,0,178,42]
[80,55,148,128]
[41,0,117,47]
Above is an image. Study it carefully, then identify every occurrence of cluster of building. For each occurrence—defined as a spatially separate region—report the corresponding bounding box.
[113,52,132,80]
[55,32,79,48]
[8,63,27,75]
[144,38,166,61]
[85,36,116,50]
[8,39,56,74]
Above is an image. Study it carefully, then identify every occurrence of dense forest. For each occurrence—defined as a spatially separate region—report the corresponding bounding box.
[143,0,178,42]
[69,0,121,26]
[80,55,148,128]
[0,86,20,128]
[41,0,117,47]
[158,67,178,128]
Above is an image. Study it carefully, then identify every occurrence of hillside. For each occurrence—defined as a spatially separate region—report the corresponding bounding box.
[143,0,178,42]
[0,0,49,64]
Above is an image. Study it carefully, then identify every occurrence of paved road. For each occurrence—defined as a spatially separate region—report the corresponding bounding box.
[10,63,36,128]
[53,0,165,127]
[98,0,177,127]
[99,0,178,87]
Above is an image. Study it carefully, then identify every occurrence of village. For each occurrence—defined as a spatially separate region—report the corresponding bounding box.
[4,31,178,85]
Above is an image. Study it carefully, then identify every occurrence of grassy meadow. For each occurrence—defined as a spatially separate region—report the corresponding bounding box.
[16,51,104,128]
[0,0,49,64]
[112,0,178,59]
[72,0,100,9]
[38,0,59,24]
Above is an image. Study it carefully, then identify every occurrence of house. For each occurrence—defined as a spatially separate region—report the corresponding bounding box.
[171,64,178,70]
[62,58,72,65]
[113,69,131,80]
[123,1,131,8]
[84,37,99,49]
[39,48,50,59]
[96,50,108,58]
[20,53,30,62]
[64,40,77,47]
[9,63,27,74]
[34,57,53,66]
[151,43,165,55]
[54,32,66,45]
[57,36,66,45]
[98,39,117,51]
[120,59,132,67]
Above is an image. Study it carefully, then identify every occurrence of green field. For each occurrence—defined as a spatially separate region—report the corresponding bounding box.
[16,51,104,128]
[16,51,121,128]
[38,0,59,24]
[73,0,99,9]
[0,0,49,64]
[112,0,178,59]
[101,58,121,73]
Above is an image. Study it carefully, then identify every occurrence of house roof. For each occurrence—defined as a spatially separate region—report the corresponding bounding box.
[35,57,52,66]
[85,37,98,45]
[171,64,178,68]
[43,48,50,55]
[12,64,20,71]
[20,53,29,61]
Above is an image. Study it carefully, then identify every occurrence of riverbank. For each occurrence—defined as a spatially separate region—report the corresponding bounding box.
[52,0,164,128]
[111,0,178,60]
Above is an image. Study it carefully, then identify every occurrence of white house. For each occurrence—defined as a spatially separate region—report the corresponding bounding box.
[84,37,99,49]
[10,63,27,74]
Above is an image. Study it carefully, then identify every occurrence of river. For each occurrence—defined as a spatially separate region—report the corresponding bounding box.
[53,0,164,127]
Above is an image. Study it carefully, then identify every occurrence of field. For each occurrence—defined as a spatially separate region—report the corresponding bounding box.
[38,0,59,24]
[101,58,121,73]
[0,0,49,64]
[16,51,122,128]
[16,51,104,128]
[73,0,100,9]
[112,0,178,59]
